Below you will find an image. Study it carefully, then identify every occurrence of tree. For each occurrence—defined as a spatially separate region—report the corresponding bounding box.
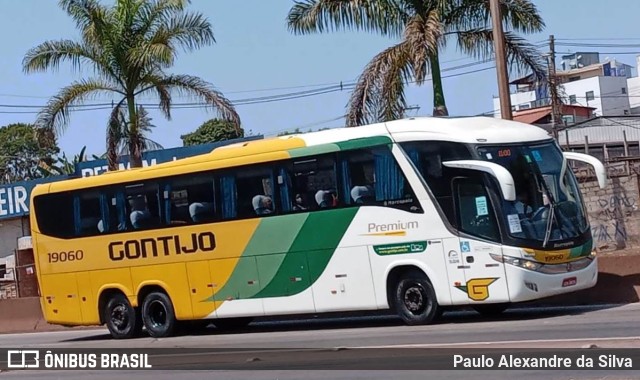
[287,0,546,126]
[181,118,244,146]
[106,105,164,170]
[0,123,59,183]
[277,128,302,136]
[39,146,88,176]
[23,0,241,169]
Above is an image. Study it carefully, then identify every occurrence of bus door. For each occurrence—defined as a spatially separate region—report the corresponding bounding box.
[449,176,510,304]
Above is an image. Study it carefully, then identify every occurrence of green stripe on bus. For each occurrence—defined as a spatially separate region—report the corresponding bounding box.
[289,144,340,158]
[207,214,309,302]
[252,207,359,299]
[287,136,393,159]
[334,136,392,151]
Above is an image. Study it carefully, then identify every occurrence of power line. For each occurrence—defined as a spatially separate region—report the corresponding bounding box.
[0,62,496,114]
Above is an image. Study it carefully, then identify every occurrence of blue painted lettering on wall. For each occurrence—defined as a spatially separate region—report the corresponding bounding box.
[78,136,262,177]
[0,177,66,219]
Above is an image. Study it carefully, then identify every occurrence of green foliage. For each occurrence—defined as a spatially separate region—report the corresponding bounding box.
[23,0,241,168]
[0,123,60,183]
[277,128,302,136]
[181,119,245,146]
[39,146,88,177]
[288,0,546,125]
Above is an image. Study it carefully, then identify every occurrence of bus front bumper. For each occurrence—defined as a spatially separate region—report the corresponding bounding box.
[505,257,598,303]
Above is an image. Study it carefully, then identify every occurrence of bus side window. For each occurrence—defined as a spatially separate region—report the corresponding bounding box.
[102,190,125,233]
[76,191,101,236]
[33,193,74,238]
[453,177,500,242]
[168,176,216,224]
[235,166,276,218]
[340,149,376,206]
[402,141,473,223]
[340,147,421,212]
[124,184,161,230]
[285,154,338,211]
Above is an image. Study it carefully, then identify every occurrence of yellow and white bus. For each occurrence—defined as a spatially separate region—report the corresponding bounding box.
[30,116,607,339]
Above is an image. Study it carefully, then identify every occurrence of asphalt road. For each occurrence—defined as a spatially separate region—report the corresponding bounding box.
[1,304,640,379]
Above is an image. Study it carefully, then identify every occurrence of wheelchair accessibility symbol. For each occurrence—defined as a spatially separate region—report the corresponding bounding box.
[460,241,470,253]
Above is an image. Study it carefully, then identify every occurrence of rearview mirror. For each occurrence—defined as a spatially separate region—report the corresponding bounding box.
[442,160,516,201]
[563,152,607,189]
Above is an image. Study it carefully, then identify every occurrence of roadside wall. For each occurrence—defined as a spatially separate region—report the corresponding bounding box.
[580,174,640,251]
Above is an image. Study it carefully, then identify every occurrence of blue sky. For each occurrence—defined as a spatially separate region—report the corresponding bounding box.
[1,0,639,157]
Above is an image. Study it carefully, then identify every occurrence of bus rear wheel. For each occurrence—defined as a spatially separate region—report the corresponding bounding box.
[141,291,177,338]
[104,294,142,339]
[394,272,440,325]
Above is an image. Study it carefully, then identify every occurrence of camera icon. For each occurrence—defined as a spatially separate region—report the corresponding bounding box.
[7,350,40,369]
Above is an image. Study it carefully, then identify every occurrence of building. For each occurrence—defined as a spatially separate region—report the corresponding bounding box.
[627,56,640,115]
[557,115,640,163]
[512,104,596,133]
[494,52,635,118]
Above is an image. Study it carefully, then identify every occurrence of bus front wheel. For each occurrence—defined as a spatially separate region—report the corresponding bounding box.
[104,293,142,339]
[141,291,177,338]
[394,272,440,325]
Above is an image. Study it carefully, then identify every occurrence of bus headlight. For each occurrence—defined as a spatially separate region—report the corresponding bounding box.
[490,254,542,271]
[490,254,594,273]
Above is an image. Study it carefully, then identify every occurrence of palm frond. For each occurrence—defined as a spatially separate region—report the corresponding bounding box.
[347,42,412,127]
[128,11,214,69]
[456,28,546,80]
[37,79,124,135]
[404,10,441,84]
[445,0,544,34]
[59,0,113,46]
[140,74,240,131]
[287,0,407,38]
[24,40,97,73]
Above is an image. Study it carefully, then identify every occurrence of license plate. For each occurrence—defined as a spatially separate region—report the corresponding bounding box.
[562,277,577,287]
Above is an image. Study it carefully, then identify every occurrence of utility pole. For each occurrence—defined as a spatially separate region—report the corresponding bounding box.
[548,34,562,140]
[489,0,512,120]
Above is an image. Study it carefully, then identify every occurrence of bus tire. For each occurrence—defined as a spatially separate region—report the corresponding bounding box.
[104,294,142,339]
[394,272,439,325]
[213,317,253,331]
[141,291,177,338]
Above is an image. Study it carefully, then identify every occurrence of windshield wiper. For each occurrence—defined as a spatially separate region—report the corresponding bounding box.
[526,158,559,248]
[542,202,555,247]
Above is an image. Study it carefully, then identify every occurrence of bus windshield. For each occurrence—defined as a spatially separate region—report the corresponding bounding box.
[477,142,589,247]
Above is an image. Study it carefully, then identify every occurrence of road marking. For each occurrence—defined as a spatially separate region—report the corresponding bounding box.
[351,336,640,349]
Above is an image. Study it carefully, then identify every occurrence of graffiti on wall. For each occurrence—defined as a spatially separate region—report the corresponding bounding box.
[590,193,637,249]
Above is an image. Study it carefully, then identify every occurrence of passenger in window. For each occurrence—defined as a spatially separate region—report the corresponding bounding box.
[252,195,274,215]
[315,190,337,208]
[129,195,152,229]
[189,202,214,222]
[350,185,375,205]
[293,193,307,211]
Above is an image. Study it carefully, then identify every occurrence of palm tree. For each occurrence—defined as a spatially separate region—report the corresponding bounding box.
[288,0,546,126]
[23,0,240,168]
[106,105,164,170]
